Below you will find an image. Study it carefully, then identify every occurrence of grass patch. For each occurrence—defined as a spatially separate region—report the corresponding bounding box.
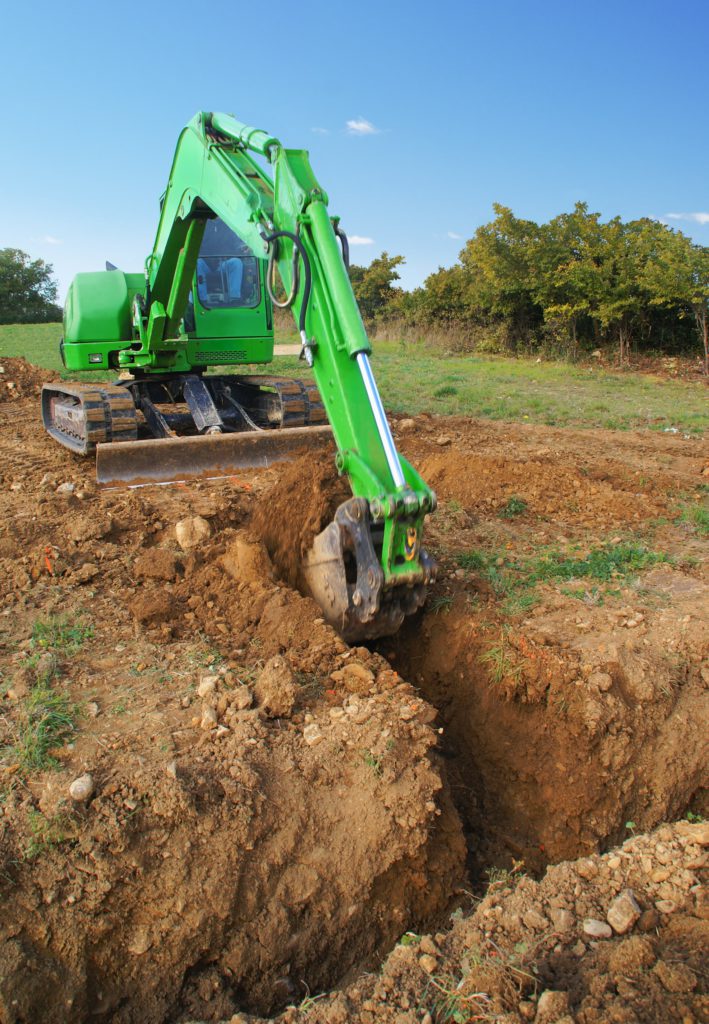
[479,631,523,691]
[678,502,709,536]
[32,613,93,653]
[2,669,77,775]
[3,324,707,434]
[524,542,667,584]
[453,541,668,616]
[500,496,528,518]
[23,809,76,861]
[428,593,454,614]
[0,613,89,780]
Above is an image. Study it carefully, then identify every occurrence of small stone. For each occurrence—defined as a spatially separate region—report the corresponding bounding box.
[435,435,452,447]
[69,773,95,802]
[398,418,416,432]
[55,482,75,496]
[583,918,612,939]
[637,908,660,932]
[166,760,178,778]
[518,1002,536,1021]
[419,935,438,956]
[550,907,574,932]
[197,674,219,698]
[655,899,677,915]
[180,695,191,708]
[577,858,598,880]
[215,725,230,739]
[39,473,55,488]
[254,656,296,718]
[418,954,437,974]
[589,671,613,691]
[232,685,252,710]
[86,702,100,718]
[536,990,570,1020]
[175,515,211,551]
[200,705,218,730]
[303,723,323,746]
[607,889,641,934]
[330,661,375,694]
[606,855,621,870]
[523,909,548,931]
[75,563,99,583]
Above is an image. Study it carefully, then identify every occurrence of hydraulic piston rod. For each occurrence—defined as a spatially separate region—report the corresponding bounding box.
[356,352,406,490]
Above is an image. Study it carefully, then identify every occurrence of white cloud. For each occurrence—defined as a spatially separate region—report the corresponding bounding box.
[349,235,374,245]
[311,127,329,135]
[44,235,62,245]
[664,212,709,225]
[346,117,380,136]
[447,231,462,239]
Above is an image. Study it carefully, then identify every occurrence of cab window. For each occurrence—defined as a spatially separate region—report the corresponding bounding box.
[195,219,260,309]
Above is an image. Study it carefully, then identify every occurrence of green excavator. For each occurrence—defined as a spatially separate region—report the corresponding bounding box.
[42,111,437,640]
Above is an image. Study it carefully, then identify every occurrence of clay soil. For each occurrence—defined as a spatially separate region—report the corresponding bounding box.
[0,357,707,1024]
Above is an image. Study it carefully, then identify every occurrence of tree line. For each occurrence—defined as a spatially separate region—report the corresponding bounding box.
[0,249,62,324]
[349,203,709,370]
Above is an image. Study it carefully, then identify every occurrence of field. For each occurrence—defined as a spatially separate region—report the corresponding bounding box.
[0,334,707,1024]
[2,321,708,433]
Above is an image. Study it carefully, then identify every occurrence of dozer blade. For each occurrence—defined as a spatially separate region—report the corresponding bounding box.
[96,425,333,487]
[302,497,432,642]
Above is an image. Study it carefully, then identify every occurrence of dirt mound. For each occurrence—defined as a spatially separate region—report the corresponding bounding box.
[241,819,707,1024]
[251,450,349,587]
[0,380,707,1023]
[0,356,58,400]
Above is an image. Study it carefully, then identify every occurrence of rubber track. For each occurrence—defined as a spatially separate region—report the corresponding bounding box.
[42,383,138,455]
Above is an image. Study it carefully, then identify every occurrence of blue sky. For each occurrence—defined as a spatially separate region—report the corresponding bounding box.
[1,0,708,298]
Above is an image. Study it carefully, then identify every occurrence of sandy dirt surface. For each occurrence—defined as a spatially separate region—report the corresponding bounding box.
[0,357,707,1023]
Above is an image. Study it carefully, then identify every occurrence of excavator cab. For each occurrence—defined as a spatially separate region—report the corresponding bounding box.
[185,217,273,363]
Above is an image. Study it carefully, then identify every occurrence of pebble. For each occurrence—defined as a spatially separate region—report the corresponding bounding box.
[537,990,570,1018]
[175,515,212,551]
[418,954,437,974]
[303,723,323,746]
[166,760,178,778]
[55,482,75,496]
[197,675,219,698]
[655,899,677,915]
[550,907,575,932]
[69,773,95,802]
[523,908,548,931]
[75,563,99,583]
[606,888,641,934]
[582,918,612,939]
[398,418,416,432]
[86,702,100,718]
[435,435,452,447]
[577,859,598,880]
[419,935,438,956]
[232,685,252,710]
[200,705,218,730]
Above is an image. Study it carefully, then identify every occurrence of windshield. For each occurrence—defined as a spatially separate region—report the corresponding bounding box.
[195,219,260,309]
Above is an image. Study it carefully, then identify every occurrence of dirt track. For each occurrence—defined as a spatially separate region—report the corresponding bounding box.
[0,358,707,1023]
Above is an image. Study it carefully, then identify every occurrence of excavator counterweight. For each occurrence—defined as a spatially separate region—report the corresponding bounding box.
[41,111,437,640]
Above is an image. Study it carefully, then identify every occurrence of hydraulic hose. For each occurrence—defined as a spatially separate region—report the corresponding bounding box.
[261,229,312,338]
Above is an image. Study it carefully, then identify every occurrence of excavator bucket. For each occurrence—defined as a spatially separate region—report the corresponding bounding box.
[96,425,333,487]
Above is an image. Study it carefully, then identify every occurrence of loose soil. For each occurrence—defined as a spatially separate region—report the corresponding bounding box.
[0,370,707,1024]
